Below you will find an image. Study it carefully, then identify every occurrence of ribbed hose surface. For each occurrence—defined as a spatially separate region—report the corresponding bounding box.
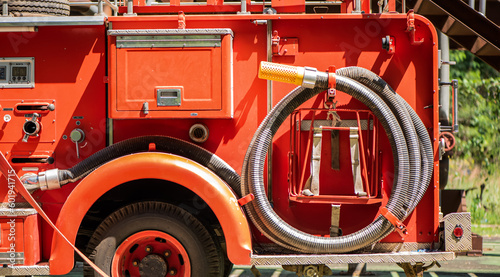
[242,69,433,253]
[336,67,433,214]
[58,136,242,196]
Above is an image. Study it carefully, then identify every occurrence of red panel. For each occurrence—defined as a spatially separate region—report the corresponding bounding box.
[116,48,222,111]
[0,23,106,261]
[0,214,39,265]
[272,0,305,13]
[110,33,233,119]
[23,214,41,265]
[0,100,56,143]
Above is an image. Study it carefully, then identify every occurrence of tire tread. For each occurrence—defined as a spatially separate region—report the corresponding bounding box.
[84,201,223,276]
[8,0,70,16]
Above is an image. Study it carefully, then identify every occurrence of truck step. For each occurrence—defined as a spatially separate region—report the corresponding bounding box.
[0,207,37,216]
[0,265,49,275]
[251,251,455,265]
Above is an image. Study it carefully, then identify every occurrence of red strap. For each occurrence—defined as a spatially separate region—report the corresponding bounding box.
[380,206,408,238]
[0,152,109,277]
[328,65,336,90]
[238,194,255,206]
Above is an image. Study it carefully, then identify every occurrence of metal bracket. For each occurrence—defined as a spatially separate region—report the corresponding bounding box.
[124,0,136,16]
[2,1,8,17]
[327,65,336,100]
[178,11,186,29]
[438,50,457,68]
[237,0,251,14]
[406,10,424,45]
[282,264,332,277]
[439,79,459,133]
[271,30,298,56]
[382,35,395,54]
[330,205,342,237]
[397,261,441,277]
[380,207,408,238]
[250,265,261,277]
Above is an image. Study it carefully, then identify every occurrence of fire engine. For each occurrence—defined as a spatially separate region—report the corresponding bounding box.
[0,0,478,276]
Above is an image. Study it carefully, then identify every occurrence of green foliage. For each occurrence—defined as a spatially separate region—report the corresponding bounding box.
[449,160,500,229]
[447,51,500,234]
[450,50,499,79]
[449,50,500,173]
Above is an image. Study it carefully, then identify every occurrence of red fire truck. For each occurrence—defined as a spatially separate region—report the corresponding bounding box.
[0,0,472,276]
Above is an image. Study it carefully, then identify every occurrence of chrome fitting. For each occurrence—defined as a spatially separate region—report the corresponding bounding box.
[38,169,61,191]
[302,67,318,89]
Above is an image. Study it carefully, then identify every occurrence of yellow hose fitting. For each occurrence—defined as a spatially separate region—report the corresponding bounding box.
[259,61,304,86]
[258,62,320,89]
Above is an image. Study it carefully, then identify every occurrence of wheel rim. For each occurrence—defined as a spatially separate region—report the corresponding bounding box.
[111,230,191,277]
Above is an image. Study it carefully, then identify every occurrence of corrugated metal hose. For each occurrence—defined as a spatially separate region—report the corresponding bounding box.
[241,65,433,253]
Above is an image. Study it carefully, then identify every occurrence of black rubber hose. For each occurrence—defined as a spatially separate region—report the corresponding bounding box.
[242,76,413,253]
[58,136,242,196]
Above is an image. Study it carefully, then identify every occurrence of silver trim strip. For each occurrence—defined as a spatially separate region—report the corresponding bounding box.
[299,120,374,131]
[0,208,37,216]
[0,16,105,27]
[108,28,234,37]
[251,251,455,265]
[116,35,222,48]
[0,253,24,265]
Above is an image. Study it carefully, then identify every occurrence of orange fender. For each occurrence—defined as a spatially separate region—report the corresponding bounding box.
[49,153,252,275]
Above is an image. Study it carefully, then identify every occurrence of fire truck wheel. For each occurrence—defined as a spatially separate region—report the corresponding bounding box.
[210,225,233,277]
[84,201,224,277]
[7,0,70,17]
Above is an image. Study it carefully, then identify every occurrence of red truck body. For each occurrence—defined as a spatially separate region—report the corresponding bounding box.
[0,1,470,276]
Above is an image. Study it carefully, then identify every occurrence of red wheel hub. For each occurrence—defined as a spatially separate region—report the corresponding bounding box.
[112,230,191,277]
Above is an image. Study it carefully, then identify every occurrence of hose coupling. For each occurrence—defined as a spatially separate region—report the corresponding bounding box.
[21,169,62,191]
[258,61,328,89]
[38,169,61,191]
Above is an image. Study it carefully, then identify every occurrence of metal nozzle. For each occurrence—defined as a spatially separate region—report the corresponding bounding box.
[38,169,61,191]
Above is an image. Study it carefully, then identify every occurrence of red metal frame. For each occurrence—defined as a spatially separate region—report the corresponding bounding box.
[0,10,440,272]
[289,108,381,205]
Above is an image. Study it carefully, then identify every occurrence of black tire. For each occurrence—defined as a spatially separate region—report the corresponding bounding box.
[84,202,224,277]
[209,225,233,277]
[8,0,70,17]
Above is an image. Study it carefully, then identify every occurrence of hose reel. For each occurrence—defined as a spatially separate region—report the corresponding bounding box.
[241,62,433,253]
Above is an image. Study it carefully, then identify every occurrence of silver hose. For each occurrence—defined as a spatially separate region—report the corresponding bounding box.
[242,69,432,253]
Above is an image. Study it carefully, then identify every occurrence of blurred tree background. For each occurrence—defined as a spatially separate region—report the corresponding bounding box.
[448,50,500,230]
[450,50,500,173]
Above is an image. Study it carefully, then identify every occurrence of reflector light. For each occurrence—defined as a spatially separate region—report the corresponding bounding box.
[453,225,464,239]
